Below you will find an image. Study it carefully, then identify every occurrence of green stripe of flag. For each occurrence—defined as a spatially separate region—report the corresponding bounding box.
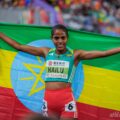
[0,23,120,71]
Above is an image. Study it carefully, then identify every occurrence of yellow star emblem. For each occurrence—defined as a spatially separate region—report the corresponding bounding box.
[20,56,46,96]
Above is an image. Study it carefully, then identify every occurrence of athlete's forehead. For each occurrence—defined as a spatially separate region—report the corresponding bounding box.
[53,29,67,36]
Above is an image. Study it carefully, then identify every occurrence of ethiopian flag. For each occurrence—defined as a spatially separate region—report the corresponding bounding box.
[0,23,120,120]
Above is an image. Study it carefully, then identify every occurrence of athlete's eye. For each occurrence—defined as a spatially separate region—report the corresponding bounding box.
[53,36,66,40]
[53,36,59,40]
[61,36,66,40]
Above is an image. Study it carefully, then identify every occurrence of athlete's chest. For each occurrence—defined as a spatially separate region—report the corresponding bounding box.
[46,52,73,67]
[45,52,74,79]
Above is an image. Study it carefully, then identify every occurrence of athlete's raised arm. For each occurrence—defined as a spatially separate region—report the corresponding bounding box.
[75,48,120,60]
[0,32,50,57]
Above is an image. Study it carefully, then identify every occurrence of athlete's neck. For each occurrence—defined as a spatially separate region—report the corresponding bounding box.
[56,48,67,55]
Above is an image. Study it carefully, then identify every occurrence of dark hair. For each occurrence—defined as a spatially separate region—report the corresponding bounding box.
[51,24,69,37]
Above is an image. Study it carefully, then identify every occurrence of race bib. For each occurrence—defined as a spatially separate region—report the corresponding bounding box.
[46,60,69,79]
[65,101,77,112]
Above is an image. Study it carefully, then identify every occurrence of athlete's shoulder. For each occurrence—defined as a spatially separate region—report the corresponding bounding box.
[46,48,55,57]
[39,47,50,58]
[48,48,55,53]
[74,49,85,60]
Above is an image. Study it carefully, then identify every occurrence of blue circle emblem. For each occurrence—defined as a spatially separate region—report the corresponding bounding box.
[11,40,84,112]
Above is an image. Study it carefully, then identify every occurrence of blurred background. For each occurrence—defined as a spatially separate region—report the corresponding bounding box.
[0,0,120,37]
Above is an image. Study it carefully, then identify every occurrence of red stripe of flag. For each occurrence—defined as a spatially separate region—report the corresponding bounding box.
[0,87,120,120]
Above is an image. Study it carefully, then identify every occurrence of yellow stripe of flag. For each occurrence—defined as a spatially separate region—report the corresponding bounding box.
[78,65,120,111]
[0,49,17,88]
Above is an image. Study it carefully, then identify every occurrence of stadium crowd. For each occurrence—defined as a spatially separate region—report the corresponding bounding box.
[0,0,120,37]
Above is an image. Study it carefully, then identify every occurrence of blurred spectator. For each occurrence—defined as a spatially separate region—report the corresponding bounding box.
[39,8,49,25]
[61,0,120,36]
[1,0,12,8]
[18,0,25,8]
[19,8,34,24]
[0,0,120,36]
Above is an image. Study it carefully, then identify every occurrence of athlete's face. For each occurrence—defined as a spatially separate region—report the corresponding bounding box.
[52,29,68,53]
